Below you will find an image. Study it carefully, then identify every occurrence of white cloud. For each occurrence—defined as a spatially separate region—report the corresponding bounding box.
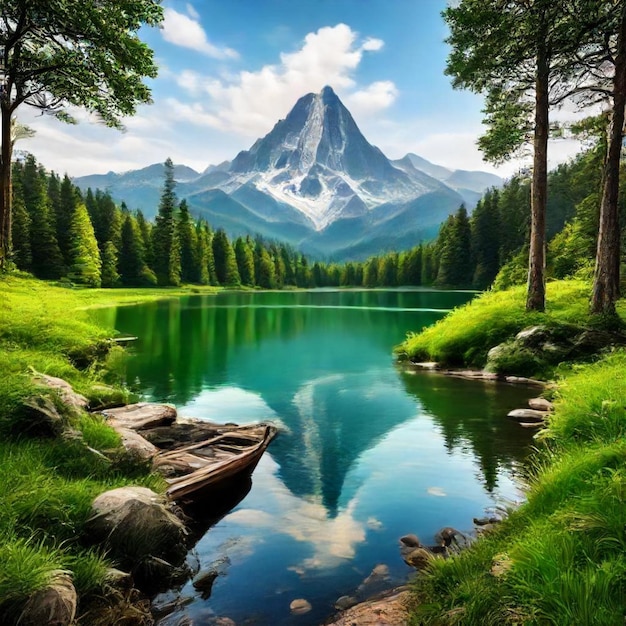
[345,81,398,116]
[361,37,384,52]
[173,23,396,138]
[161,7,238,59]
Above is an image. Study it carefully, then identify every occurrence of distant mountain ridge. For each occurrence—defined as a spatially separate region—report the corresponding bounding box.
[74,86,502,260]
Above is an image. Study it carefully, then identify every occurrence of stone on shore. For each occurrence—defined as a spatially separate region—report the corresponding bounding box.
[85,486,188,579]
[507,408,548,423]
[33,372,89,412]
[324,588,410,626]
[101,402,177,431]
[528,397,554,411]
[18,570,77,626]
[117,427,159,460]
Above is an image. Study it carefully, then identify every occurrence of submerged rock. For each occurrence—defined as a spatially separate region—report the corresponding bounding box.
[290,598,312,614]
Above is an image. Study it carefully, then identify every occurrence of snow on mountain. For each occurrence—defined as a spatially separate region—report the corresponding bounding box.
[74,87,499,260]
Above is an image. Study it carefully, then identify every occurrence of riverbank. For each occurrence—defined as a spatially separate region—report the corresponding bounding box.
[396,280,626,624]
[0,275,221,623]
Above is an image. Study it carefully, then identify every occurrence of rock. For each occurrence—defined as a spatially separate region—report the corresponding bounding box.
[528,397,554,411]
[519,421,545,429]
[334,595,357,611]
[18,570,77,626]
[117,427,159,460]
[20,396,65,437]
[290,598,312,614]
[507,408,548,423]
[434,526,457,546]
[325,587,410,626]
[356,564,392,599]
[413,361,439,370]
[33,373,89,412]
[473,516,500,526]
[193,569,218,600]
[404,547,435,569]
[399,533,421,548]
[85,486,188,578]
[101,403,177,431]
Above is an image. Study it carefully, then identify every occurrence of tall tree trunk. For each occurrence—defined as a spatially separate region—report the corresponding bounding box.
[590,3,626,317]
[0,103,13,271]
[526,36,549,312]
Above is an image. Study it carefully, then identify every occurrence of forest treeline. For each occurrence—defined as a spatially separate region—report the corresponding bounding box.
[10,141,615,291]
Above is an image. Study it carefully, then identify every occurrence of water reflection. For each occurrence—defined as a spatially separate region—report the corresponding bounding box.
[93,290,535,625]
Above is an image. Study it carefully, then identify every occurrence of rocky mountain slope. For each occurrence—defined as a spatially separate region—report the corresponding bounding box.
[75,87,501,260]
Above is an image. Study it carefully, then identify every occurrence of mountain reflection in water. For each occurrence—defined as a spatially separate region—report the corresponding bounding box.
[93,290,535,626]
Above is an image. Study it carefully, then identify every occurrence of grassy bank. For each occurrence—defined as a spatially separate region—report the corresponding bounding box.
[402,281,626,625]
[0,275,218,622]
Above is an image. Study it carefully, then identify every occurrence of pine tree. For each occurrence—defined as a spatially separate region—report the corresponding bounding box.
[100,240,119,287]
[10,165,31,271]
[119,212,156,286]
[437,206,473,287]
[67,203,102,287]
[55,174,79,265]
[254,240,275,288]
[471,190,501,288]
[212,228,240,286]
[363,257,379,287]
[194,221,210,285]
[177,199,197,283]
[22,156,64,279]
[234,237,255,286]
[136,210,153,270]
[152,158,181,286]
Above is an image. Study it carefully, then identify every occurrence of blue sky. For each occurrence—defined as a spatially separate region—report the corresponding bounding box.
[20,0,581,178]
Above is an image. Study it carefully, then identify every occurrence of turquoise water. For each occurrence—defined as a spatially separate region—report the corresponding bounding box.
[95,289,535,625]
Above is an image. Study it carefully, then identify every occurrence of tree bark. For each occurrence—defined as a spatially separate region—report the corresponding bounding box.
[590,3,626,317]
[526,33,549,312]
[0,102,13,272]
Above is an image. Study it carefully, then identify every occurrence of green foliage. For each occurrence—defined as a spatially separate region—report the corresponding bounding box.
[212,229,241,286]
[397,280,591,367]
[68,203,102,287]
[152,158,181,287]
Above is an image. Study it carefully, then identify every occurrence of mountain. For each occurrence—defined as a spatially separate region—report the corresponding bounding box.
[392,153,503,208]
[74,87,500,260]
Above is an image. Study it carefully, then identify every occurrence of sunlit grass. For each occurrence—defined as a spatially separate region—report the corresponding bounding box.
[397,280,596,368]
[0,275,182,622]
[407,284,626,626]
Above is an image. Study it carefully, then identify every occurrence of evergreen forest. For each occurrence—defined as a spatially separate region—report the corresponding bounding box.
[11,137,617,295]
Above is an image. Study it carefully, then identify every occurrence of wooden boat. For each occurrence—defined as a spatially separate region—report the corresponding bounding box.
[152,423,278,502]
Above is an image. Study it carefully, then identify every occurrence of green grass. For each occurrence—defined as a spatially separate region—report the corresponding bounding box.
[396,280,593,368]
[0,275,192,623]
[406,281,626,625]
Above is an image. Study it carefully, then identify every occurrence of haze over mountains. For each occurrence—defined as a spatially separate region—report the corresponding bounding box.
[75,86,501,260]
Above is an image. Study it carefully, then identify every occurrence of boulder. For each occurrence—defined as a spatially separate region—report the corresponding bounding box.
[85,486,188,576]
[528,397,554,411]
[101,403,177,431]
[20,396,65,437]
[33,373,89,413]
[403,547,435,569]
[290,598,312,614]
[18,570,77,626]
[116,427,159,461]
[399,534,421,548]
[325,588,410,626]
[507,408,548,423]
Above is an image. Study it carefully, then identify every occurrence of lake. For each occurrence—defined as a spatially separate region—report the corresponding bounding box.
[93,289,536,626]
